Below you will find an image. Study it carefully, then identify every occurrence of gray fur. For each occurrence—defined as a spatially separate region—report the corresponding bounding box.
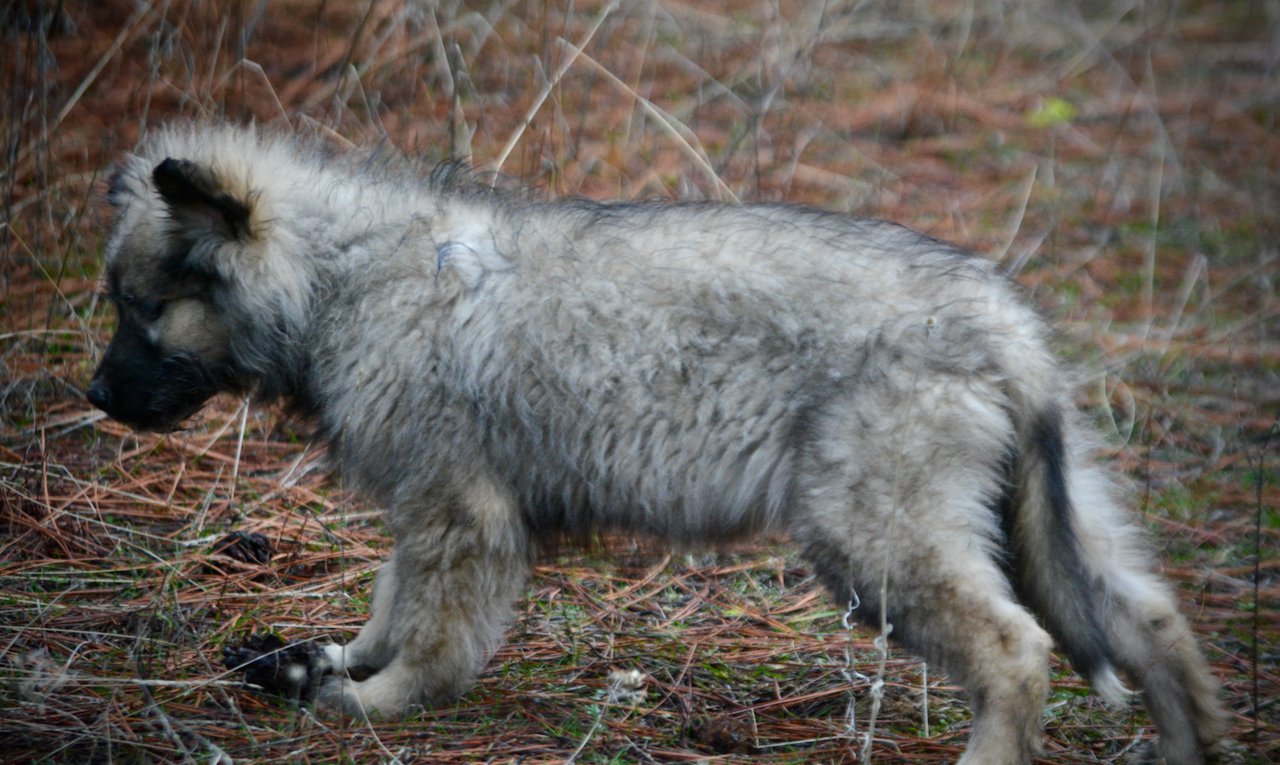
[89,123,1229,764]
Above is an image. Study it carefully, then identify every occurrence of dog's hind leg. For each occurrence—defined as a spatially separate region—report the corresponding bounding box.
[797,493,1053,765]
[318,477,533,719]
[792,367,1053,764]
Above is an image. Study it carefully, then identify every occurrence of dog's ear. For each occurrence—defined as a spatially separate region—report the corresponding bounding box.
[153,158,253,242]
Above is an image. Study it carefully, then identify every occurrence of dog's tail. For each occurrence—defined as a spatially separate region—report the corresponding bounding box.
[1008,404,1129,703]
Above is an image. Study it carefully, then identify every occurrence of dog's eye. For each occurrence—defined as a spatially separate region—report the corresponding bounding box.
[119,294,164,322]
[136,298,164,323]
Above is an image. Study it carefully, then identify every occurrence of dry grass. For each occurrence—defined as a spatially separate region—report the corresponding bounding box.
[1,1,1276,762]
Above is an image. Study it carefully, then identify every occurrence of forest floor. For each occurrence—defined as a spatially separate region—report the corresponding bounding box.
[1,1,1276,762]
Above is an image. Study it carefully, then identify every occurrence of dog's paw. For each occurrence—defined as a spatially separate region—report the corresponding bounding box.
[222,634,331,704]
[313,666,422,720]
[314,672,358,715]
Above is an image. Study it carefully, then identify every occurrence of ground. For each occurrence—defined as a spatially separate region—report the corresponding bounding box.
[0,1,1275,763]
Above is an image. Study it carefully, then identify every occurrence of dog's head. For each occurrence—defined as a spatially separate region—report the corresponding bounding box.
[89,145,263,431]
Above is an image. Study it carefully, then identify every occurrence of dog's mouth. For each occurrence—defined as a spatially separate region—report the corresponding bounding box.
[94,399,211,434]
[87,350,225,432]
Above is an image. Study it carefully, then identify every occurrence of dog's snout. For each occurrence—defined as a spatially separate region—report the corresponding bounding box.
[86,380,111,411]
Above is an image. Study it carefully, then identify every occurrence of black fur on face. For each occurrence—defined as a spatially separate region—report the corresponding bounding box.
[86,308,230,432]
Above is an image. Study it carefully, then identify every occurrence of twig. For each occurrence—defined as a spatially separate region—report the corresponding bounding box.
[563,44,739,203]
[491,0,620,179]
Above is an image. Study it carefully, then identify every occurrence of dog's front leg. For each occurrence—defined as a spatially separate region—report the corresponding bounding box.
[321,550,402,675]
[318,480,532,719]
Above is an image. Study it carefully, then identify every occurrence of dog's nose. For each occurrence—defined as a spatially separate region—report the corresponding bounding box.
[86,381,111,410]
